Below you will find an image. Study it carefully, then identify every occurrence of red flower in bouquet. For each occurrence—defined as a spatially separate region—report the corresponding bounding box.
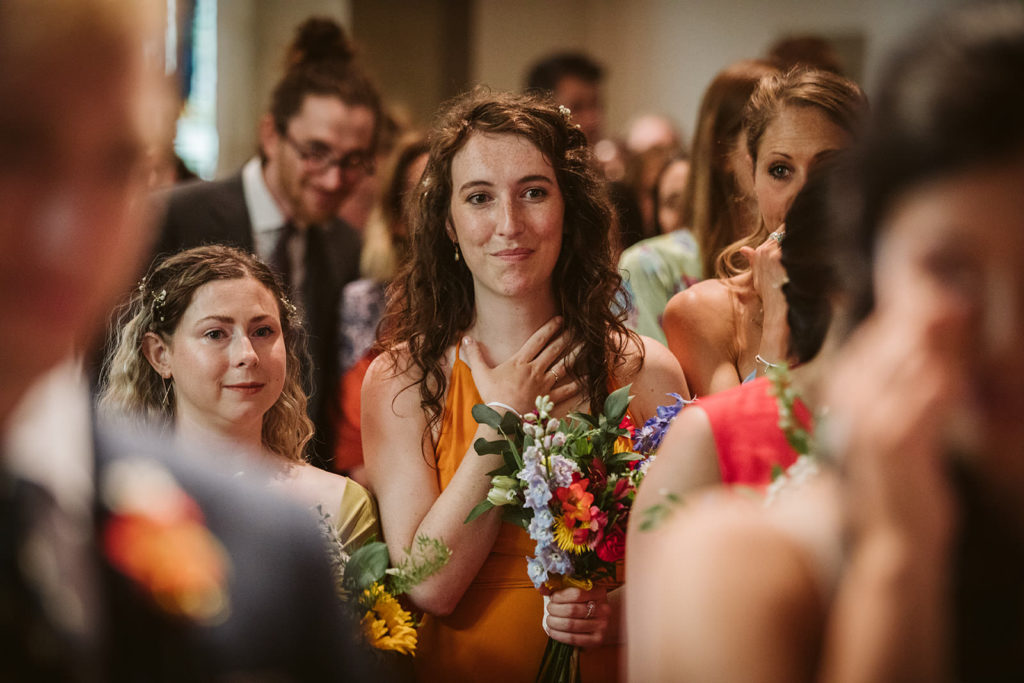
[595,525,626,563]
[556,475,594,526]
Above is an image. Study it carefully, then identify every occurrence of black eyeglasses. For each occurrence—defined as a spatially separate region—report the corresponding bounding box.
[283,133,375,176]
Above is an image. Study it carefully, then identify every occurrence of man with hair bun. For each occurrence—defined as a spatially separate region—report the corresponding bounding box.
[156,16,380,469]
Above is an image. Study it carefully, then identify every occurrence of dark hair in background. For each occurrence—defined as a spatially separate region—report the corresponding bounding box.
[779,158,844,364]
[525,52,604,92]
[268,17,381,149]
[650,151,690,234]
[681,59,779,278]
[380,88,637,438]
[841,5,1024,680]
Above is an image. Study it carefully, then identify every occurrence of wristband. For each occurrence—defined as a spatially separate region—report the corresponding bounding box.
[486,401,521,417]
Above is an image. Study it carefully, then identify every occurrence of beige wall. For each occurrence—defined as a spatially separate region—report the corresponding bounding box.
[213,0,957,176]
[471,0,959,144]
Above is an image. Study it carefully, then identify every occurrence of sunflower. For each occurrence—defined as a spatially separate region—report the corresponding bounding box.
[553,517,589,555]
[360,583,418,655]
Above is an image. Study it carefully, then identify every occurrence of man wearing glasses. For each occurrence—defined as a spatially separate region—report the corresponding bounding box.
[155,18,379,470]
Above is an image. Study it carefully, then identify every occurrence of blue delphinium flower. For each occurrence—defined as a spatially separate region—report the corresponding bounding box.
[632,393,690,454]
[537,544,573,576]
[527,556,548,588]
[548,454,579,488]
[528,509,556,544]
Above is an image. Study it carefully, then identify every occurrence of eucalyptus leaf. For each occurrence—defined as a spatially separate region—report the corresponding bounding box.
[344,541,391,590]
[474,437,508,456]
[465,499,495,524]
[472,403,503,430]
[603,384,632,425]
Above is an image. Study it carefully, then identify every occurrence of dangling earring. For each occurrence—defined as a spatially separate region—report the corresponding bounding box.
[161,377,173,410]
[454,243,461,262]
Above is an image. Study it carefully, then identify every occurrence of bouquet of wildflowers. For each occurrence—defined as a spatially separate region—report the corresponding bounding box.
[466,386,684,682]
[319,513,450,659]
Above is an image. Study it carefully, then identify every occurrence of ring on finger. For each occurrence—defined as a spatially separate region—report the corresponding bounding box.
[552,369,560,382]
[769,230,784,244]
[585,600,595,619]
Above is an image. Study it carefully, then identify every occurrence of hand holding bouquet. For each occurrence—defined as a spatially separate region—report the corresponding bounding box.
[467,386,684,681]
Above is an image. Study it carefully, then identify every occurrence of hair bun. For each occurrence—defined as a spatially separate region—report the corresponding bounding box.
[286,17,355,69]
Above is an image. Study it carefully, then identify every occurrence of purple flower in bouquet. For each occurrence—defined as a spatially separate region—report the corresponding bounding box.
[632,393,690,454]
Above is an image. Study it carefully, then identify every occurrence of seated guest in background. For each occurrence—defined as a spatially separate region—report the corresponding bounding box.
[664,68,865,397]
[335,134,428,483]
[622,144,687,239]
[155,16,380,469]
[628,6,1024,679]
[619,59,778,344]
[362,89,685,682]
[0,1,371,679]
[100,245,378,553]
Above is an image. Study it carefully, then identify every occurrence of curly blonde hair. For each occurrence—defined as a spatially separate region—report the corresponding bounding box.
[99,245,314,461]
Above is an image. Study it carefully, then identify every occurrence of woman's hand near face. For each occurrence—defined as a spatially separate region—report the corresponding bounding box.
[741,233,790,368]
[459,315,580,415]
[820,296,968,683]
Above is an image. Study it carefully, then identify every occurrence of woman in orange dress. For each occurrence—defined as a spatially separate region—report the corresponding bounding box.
[362,89,685,681]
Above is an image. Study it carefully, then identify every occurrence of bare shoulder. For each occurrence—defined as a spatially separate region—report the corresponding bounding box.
[663,279,734,340]
[614,334,687,421]
[363,344,444,420]
[629,491,827,681]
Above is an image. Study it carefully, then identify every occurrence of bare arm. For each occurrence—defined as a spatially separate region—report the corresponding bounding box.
[627,500,825,682]
[663,283,741,398]
[363,318,578,616]
[740,236,790,371]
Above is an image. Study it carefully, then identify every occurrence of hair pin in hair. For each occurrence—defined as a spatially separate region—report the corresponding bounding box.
[280,295,298,316]
[558,105,572,121]
[137,276,147,293]
[152,288,167,322]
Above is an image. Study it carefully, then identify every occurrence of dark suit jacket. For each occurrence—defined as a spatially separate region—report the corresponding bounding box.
[154,174,362,469]
[93,422,378,681]
[1,417,381,682]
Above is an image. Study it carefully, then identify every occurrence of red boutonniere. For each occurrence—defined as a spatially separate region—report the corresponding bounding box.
[101,459,231,624]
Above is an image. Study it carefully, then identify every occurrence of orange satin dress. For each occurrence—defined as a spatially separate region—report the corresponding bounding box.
[414,347,622,682]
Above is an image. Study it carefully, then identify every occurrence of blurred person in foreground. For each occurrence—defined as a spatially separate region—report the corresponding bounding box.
[628,4,1024,680]
[0,1,372,679]
[156,17,380,470]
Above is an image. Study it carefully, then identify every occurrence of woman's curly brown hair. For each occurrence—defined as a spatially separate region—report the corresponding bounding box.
[379,87,640,438]
[99,245,314,461]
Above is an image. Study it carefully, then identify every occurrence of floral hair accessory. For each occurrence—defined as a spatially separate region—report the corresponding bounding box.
[101,459,231,625]
[280,295,298,316]
[558,104,572,121]
[151,288,168,322]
